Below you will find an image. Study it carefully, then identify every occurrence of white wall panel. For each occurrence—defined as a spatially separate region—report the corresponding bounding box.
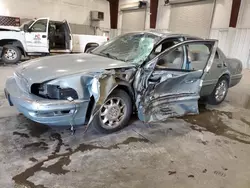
[118,0,150,33]
[156,0,171,30]
[211,0,232,29]
[231,29,250,68]
[0,0,110,28]
[169,0,214,38]
[210,29,229,55]
[237,0,250,28]
[210,28,250,68]
[121,9,146,33]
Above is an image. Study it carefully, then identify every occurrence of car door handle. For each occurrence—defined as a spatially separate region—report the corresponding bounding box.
[217,64,222,68]
[42,35,47,38]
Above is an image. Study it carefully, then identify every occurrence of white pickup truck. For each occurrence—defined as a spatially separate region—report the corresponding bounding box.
[0,17,108,64]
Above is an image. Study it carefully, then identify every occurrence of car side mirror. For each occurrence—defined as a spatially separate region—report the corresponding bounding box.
[23,24,29,32]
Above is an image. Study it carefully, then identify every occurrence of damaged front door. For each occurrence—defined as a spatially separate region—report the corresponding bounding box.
[134,40,217,122]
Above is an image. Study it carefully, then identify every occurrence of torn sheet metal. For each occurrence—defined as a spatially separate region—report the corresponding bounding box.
[133,40,218,123]
[87,68,136,125]
[135,70,202,122]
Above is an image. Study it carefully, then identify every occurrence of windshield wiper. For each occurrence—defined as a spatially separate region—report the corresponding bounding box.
[100,52,118,60]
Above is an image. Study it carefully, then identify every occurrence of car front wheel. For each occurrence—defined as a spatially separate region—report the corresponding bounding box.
[207,76,229,105]
[91,89,132,134]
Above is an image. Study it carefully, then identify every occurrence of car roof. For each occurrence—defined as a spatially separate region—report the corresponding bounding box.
[125,30,204,40]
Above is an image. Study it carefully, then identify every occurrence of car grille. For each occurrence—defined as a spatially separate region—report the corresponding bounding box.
[14,72,29,93]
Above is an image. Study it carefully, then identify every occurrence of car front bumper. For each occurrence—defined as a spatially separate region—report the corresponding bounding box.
[230,74,242,87]
[5,77,90,126]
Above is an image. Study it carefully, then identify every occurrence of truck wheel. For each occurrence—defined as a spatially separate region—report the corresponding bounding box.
[207,76,229,105]
[91,89,132,134]
[1,45,21,64]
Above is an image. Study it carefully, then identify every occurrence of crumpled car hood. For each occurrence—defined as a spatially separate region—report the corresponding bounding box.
[15,53,134,84]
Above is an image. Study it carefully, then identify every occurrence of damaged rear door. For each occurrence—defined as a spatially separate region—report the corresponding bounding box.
[134,40,218,122]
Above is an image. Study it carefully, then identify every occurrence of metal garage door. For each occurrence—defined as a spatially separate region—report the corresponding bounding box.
[121,9,146,34]
[169,0,214,38]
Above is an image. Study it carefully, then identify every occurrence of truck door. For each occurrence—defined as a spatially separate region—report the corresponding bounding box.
[25,18,49,53]
[63,20,72,52]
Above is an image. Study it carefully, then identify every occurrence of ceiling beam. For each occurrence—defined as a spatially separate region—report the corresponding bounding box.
[150,0,159,28]
[229,0,241,28]
[107,0,119,29]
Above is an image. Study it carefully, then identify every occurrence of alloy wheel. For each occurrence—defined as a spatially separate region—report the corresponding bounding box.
[99,97,127,129]
[215,80,227,102]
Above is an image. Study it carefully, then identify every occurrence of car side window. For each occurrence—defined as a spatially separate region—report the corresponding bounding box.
[148,39,181,61]
[186,44,211,70]
[156,46,185,69]
[30,19,48,32]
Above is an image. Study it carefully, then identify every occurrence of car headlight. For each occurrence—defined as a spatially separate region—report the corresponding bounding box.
[47,85,78,100]
[31,83,78,100]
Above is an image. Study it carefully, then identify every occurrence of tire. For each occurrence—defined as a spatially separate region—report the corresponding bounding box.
[207,76,229,105]
[91,89,132,134]
[1,45,22,64]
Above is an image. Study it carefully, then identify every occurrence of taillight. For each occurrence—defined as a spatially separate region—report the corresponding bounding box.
[107,37,109,41]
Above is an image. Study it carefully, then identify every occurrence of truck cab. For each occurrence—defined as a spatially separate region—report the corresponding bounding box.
[0,18,107,64]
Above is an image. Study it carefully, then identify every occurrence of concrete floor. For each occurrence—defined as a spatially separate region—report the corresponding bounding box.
[1,65,250,188]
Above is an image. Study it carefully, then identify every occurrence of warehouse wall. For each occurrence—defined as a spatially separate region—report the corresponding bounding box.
[209,0,233,56]
[156,0,171,32]
[211,0,232,29]
[210,0,250,68]
[230,0,250,68]
[237,0,250,28]
[0,0,110,34]
[119,0,231,34]
[116,0,235,37]
[156,0,233,32]
[117,0,150,34]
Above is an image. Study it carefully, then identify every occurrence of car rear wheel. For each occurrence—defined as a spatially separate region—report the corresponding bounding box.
[207,76,229,105]
[91,89,132,134]
[1,45,21,64]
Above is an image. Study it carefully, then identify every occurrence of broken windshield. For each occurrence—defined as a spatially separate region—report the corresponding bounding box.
[92,33,161,65]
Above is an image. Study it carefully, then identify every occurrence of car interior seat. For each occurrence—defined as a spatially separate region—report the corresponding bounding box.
[159,49,182,69]
[48,25,56,49]
[149,41,176,61]
[53,25,66,49]
[189,51,209,70]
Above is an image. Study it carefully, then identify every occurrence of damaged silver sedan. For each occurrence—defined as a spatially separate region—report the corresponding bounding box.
[5,32,242,133]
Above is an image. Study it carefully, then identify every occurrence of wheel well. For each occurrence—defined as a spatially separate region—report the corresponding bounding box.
[85,96,95,124]
[0,39,25,55]
[115,85,134,101]
[220,74,230,84]
[85,85,134,123]
[84,43,99,52]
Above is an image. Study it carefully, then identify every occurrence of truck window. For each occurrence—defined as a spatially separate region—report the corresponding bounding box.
[30,19,48,32]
